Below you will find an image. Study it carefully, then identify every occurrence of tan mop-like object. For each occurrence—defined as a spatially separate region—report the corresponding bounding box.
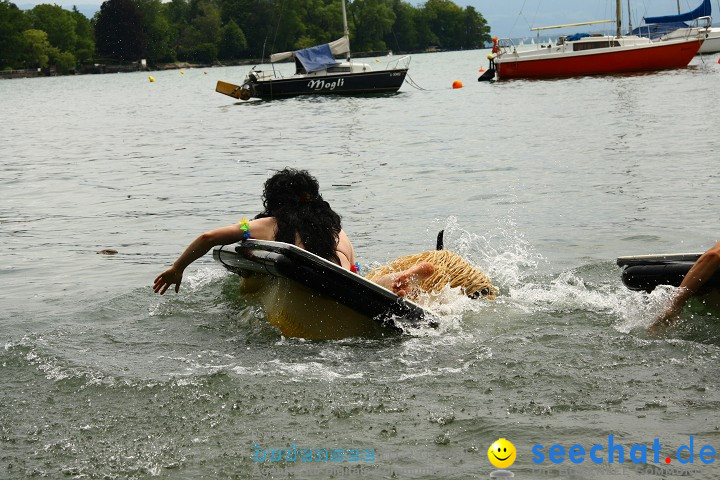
[365,250,497,299]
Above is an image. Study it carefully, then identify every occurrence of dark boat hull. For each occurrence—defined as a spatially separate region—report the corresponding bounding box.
[617,253,720,293]
[246,69,408,99]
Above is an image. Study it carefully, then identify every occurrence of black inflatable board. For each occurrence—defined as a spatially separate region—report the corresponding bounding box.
[617,253,702,267]
[213,240,434,330]
[617,252,720,292]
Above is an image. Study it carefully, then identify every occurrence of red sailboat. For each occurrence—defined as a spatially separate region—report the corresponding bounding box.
[484,0,706,80]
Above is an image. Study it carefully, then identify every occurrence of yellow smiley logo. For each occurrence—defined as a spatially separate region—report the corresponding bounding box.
[488,438,516,469]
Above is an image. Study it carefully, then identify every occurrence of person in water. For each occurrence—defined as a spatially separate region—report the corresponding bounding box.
[649,240,720,333]
[153,168,436,297]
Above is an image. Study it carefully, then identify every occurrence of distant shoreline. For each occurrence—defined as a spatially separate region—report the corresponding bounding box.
[0,59,258,80]
[0,48,485,81]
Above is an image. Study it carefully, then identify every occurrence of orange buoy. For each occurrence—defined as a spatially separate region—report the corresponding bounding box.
[478,68,485,72]
[452,80,463,89]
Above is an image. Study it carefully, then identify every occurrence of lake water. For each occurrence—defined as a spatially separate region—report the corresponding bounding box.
[2,49,720,479]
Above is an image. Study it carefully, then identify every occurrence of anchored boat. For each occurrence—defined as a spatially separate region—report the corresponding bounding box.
[483,0,705,80]
[216,0,410,101]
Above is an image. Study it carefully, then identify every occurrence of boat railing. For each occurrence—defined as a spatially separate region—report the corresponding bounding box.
[636,15,713,42]
[497,38,518,54]
[655,16,713,42]
[693,16,712,28]
[675,16,713,39]
[385,55,411,71]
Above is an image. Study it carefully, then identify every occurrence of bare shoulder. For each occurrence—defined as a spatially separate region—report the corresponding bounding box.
[249,217,277,241]
[336,229,355,267]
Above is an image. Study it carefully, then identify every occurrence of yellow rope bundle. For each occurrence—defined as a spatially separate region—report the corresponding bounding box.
[365,250,497,299]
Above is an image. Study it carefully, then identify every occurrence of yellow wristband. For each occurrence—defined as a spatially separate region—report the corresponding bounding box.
[238,218,250,239]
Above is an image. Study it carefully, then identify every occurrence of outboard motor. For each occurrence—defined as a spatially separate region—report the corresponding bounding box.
[239,85,252,101]
[479,37,498,82]
[478,55,496,82]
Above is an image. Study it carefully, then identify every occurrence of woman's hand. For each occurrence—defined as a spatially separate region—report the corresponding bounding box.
[154,267,183,294]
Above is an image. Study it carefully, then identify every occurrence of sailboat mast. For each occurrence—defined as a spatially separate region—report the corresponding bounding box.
[626,0,632,32]
[341,0,351,61]
[677,0,681,13]
[616,0,622,37]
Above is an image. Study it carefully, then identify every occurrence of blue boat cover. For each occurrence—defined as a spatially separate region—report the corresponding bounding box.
[631,22,689,39]
[293,44,337,73]
[566,33,591,41]
[644,0,711,24]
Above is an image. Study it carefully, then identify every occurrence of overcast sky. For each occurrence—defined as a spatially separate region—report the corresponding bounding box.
[467,0,711,37]
[16,0,713,37]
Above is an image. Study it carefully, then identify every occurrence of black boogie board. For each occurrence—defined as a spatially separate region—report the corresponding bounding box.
[617,253,720,293]
[214,240,434,333]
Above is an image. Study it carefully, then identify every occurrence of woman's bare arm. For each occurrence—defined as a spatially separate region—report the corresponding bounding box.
[649,241,720,332]
[153,218,276,295]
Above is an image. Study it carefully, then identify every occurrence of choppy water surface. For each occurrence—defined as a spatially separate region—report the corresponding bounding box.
[2,50,720,479]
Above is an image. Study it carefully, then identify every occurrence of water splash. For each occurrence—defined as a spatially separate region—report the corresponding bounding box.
[430,217,682,335]
[440,215,543,289]
[184,266,228,292]
[148,266,228,316]
[613,285,677,333]
[508,270,616,312]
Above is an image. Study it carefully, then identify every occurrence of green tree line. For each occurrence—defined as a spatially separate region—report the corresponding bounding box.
[1,0,491,72]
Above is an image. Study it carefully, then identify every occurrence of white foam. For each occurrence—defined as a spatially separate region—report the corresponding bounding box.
[441,215,543,289]
[229,359,356,382]
[396,364,472,382]
[430,217,680,336]
[508,271,615,312]
[184,266,229,292]
[266,359,347,381]
[613,285,678,333]
[394,217,543,333]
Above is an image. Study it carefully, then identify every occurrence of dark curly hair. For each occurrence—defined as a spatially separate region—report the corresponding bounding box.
[255,168,342,264]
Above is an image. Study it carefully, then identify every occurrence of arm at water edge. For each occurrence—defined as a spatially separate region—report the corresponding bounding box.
[649,241,720,333]
[153,219,275,295]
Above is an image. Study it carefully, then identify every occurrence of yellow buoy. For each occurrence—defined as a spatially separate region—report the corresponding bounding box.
[452,80,463,89]
[148,76,155,82]
[180,70,185,74]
